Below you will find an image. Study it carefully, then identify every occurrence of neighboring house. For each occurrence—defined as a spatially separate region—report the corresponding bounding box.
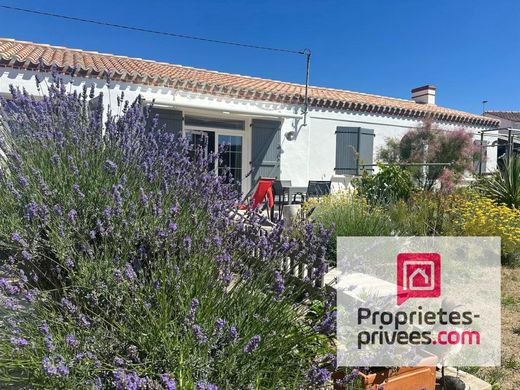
[0,38,499,194]
[483,111,520,162]
[484,111,520,129]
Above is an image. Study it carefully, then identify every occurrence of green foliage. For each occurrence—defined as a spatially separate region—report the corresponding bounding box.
[387,192,448,236]
[474,155,520,208]
[353,163,415,205]
[307,195,394,262]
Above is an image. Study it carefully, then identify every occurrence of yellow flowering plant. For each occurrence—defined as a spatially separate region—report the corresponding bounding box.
[446,193,520,260]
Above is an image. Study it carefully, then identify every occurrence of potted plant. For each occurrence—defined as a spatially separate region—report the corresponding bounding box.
[333,352,437,390]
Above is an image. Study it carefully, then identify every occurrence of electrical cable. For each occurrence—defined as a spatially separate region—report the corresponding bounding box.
[0,4,305,55]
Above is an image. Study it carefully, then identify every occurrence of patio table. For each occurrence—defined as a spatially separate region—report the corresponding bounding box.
[283,185,307,204]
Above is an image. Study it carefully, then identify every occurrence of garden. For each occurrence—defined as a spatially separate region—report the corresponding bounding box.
[0,73,519,389]
[306,129,520,389]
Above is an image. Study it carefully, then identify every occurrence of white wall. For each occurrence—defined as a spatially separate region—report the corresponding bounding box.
[281,108,495,186]
[0,69,497,191]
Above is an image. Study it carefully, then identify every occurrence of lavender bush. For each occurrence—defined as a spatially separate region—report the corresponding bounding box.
[0,73,334,389]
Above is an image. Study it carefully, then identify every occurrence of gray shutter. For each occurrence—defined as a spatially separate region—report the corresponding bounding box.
[251,119,281,187]
[149,107,183,134]
[335,127,374,175]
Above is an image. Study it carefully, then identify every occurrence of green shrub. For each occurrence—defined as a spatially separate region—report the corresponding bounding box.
[387,192,449,236]
[353,163,415,205]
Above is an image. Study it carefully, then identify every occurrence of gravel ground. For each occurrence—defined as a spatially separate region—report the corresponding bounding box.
[466,267,520,389]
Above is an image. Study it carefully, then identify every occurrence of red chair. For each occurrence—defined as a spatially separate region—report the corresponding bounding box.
[240,178,275,211]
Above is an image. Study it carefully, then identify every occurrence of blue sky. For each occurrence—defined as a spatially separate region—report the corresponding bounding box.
[1,0,519,114]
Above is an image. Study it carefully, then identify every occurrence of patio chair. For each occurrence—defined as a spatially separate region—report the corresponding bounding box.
[306,180,331,199]
[272,180,292,220]
[240,178,275,215]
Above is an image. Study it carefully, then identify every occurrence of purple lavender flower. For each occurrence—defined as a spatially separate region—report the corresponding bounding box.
[68,209,78,224]
[272,271,285,300]
[314,310,337,336]
[77,313,91,328]
[229,326,238,344]
[6,283,20,296]
[61,297,77,314]
[339,369,359,384]
[65,258,74,268]
[306,365,331,386]
[30,271,38,282]
[73,183,85,199]
[39,321,50,335]
[113,356,125,367]
[103,69,112,86]
[160,373,176,390]
[24,201,39,221]
[104,159,118,173]
[123,263,136,281]
[44,334,55,352]
[3,297,18,311]
[24,289,36,302]
[192,324,208,345]
[66,334,80,348]
[196,382,218,390]
[10,336,29,348]
[243,335,261,354]
[50,154,60,165]
[18,176,29,188]
[53,204,63,216]
[21,249,32,261]
[215,318,226,336]
[139,188,149,207]
[56,356,69,377]
[42,356,57,376]
[183,236,192,252]
[189,298,199,322]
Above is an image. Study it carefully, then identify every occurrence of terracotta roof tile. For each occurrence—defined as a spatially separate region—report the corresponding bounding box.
[0,37,499,127]
[484,111,520,122]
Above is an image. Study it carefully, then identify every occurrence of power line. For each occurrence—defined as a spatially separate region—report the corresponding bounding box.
[0,4,305,55]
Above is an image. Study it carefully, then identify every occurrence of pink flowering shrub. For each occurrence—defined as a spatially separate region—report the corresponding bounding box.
[379,121,480,190]
[0,72,335,389]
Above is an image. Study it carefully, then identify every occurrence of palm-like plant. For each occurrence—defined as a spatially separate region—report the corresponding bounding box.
[475,155,520,208]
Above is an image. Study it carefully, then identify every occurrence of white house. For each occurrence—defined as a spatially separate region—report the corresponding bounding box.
[483,111,520,163]
[0,38,499,194]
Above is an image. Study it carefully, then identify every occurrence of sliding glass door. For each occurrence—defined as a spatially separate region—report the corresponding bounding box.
[185,128,244,189]
[218,134,243,184]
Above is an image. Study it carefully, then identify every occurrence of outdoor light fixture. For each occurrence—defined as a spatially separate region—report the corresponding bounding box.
[285,130,297,140]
